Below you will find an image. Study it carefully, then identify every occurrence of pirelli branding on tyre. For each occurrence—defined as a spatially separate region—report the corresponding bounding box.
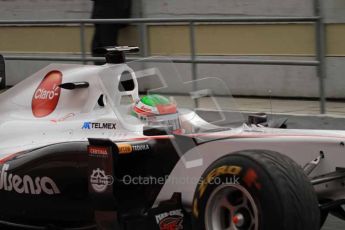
[191,151,321,230]
[193,165,242,218]
[198,165,242,199]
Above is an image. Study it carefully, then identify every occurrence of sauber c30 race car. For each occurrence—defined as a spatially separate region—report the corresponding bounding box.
[0,48,344,230]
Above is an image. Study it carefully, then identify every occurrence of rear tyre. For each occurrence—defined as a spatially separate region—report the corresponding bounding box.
[192,150,320,230]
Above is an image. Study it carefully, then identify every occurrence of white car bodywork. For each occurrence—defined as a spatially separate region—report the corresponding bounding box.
[0,60,344,208]
[0,63,141,155]
[156,127,345,206]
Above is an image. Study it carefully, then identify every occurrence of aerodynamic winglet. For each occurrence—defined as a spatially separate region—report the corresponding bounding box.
[59,82,89,90]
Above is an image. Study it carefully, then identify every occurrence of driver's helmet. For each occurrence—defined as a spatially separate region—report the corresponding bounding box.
[133,94,181,132]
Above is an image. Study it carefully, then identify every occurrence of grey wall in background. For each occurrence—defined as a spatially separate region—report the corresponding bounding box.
[0,0,144,19]
[136,56,345,98]
[324,0,345,23]
[1,0,345,99]
[0,0,344,22]
[141,0,313,18]
[141,0,345,23]
[0,0,92,20]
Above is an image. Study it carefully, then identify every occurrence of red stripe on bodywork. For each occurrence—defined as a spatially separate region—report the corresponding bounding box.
[0,153,17,164]
[128,132,345,141]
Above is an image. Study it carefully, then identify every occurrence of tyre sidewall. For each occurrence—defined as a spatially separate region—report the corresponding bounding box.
[192,154,287,230]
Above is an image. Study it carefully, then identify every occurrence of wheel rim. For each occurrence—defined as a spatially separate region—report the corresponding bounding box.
[205,183,259,230]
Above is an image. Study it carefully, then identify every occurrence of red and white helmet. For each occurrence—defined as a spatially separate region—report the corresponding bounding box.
[133,94,181,132]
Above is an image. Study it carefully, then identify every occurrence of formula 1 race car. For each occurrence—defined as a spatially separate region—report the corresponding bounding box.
[0,48,344,230]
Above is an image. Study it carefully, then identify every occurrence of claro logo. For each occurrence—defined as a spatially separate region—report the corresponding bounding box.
[32,70,62,118]
[0,164,60,195]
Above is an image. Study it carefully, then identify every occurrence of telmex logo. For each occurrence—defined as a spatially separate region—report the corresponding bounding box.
[32,71,62,118]
[0,164,60,195]
[82,122,116,130]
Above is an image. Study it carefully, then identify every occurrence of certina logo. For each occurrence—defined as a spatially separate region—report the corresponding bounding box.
[32,71,62,118]
[82,122,116,130]
[90,168,114,193]
[156,209,184,230]
[0,164,60,195]
[88,146,108,156]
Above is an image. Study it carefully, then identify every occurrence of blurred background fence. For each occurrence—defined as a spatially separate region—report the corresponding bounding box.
[0,0,343,115]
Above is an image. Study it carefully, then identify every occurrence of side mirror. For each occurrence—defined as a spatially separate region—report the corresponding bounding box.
[248,113,267,125]
[247,113,288,129]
